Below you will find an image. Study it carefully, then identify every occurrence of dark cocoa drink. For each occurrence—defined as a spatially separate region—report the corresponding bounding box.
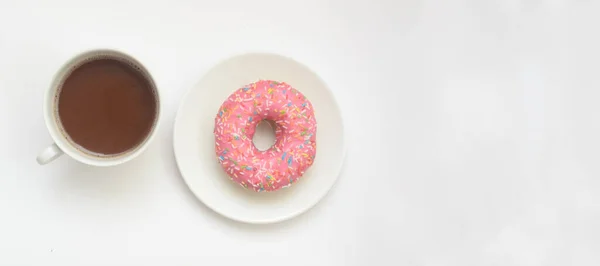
[57,59,157,156]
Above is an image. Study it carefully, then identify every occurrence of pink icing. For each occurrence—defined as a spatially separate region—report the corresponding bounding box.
[214,80,317,192]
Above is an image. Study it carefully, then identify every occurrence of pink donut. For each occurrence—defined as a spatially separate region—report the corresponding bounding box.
[214,80,317,192]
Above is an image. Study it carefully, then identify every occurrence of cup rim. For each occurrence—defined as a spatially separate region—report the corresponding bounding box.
[43,49,161,166]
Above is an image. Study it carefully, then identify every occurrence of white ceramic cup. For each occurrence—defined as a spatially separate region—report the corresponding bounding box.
[36,49,161,166]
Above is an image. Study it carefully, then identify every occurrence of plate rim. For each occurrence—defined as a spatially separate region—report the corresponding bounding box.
[173,52,347,224]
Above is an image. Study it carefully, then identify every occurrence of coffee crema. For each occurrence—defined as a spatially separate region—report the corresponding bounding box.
[56,58,157,156]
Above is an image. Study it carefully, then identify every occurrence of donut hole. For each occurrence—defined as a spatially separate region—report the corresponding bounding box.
[253,119,276,151]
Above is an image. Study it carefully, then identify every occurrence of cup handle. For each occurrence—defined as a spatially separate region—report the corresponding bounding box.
[37,143,64,165]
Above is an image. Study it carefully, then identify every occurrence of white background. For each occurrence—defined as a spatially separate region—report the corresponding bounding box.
[0,0,599,265]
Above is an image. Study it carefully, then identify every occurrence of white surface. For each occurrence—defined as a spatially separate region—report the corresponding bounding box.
[173,53,345,224]
[253,120,276,151]
[38,49,162,166]
[0,0,600,265]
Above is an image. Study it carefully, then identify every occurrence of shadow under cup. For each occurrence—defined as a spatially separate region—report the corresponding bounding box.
[49,50,160,162]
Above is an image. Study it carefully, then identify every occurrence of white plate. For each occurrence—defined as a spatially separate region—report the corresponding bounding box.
[173,53,346,224]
